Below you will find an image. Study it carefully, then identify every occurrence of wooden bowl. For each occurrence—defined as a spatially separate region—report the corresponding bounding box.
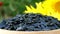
[0,29,60,34]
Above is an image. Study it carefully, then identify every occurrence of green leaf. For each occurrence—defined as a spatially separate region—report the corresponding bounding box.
[9,4,15,11]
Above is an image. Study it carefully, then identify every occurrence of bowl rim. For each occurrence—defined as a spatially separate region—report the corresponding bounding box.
[0,29,60,34]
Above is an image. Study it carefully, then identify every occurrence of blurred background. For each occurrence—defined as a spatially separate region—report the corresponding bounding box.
[0,0,44,21]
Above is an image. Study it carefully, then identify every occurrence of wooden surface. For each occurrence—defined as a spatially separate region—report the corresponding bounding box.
[0,29,60,34]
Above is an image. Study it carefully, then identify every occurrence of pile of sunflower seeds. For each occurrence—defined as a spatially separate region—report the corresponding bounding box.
[0,13,60,31]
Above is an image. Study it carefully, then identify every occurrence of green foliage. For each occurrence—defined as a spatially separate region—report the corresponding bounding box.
[0,0,44,19]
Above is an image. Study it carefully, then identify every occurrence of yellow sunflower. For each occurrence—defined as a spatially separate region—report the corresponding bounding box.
[24,0,60,20]
[42,0,60,20]
[24,2,47,15]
